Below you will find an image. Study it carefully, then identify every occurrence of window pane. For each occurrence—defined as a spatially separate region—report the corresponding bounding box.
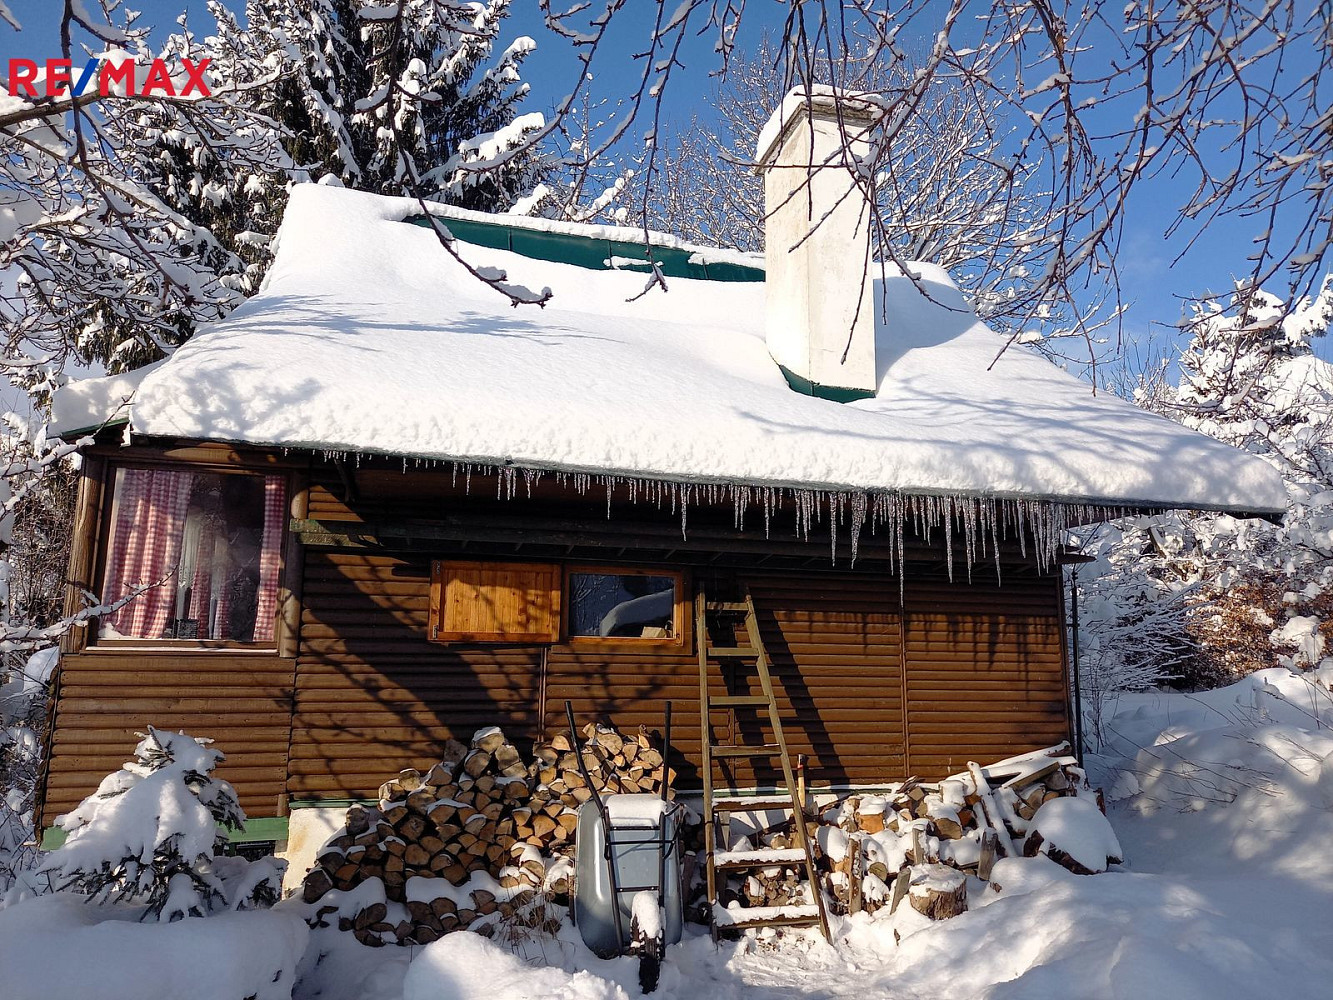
[568,572,676,638]
[100,468,286,643]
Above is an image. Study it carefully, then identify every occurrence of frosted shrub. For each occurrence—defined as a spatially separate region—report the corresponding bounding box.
[40,727,284,920]
[1081,276,1333,719]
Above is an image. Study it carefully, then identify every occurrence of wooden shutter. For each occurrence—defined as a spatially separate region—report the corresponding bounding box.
[429,560,561,644]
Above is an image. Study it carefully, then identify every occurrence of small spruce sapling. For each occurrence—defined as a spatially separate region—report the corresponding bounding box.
[39,727,284,920]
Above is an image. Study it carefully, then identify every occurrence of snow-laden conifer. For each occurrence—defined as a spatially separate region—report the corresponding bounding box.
[39,728,283,920]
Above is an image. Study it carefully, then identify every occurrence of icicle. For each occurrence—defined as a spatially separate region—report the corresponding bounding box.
[893,493,906,604]
[829,493,840,564]
[733,485,751,531]
[943,496,954,581]
[849,491,867,566]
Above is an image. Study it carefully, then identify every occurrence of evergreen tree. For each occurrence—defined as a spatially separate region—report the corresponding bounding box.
[1078,277,1333,724]
[22,0,550,375]
[39,728,283,919]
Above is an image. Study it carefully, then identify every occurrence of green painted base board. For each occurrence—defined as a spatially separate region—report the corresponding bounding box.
[41,815,289,851]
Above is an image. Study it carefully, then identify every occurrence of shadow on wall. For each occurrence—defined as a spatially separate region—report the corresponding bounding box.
[291,546,691,802]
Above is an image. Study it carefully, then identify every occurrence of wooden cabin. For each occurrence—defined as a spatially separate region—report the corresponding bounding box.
[38,98,1285,877]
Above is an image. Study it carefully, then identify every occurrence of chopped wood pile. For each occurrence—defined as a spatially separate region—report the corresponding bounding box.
[708,828,813,916]
[813,745,1088,917]
[300,737,1092,942]
[711,744,1089,921]
[300,722,671,947]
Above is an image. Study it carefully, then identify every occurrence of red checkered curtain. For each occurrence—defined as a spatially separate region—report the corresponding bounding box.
[104,468,195,638]
[250,476,287,643]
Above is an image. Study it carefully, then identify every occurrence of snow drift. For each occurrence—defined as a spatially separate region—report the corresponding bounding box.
[0,894,308,1000]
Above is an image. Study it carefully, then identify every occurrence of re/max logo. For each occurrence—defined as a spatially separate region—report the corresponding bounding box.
[6,57,212,98]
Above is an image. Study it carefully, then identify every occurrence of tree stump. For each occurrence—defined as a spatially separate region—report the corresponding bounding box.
[908,863,968,920]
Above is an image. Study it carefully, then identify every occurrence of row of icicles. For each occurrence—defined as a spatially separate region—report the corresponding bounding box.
[310,450,1130,584]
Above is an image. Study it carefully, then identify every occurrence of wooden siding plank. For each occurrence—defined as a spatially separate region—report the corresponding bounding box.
[44,650,294,818]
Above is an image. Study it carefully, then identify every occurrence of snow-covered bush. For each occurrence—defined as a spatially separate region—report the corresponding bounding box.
[1079,276,1333,728]
[39,728,283,920]
[0,648,58,892]
[0,399,94,894]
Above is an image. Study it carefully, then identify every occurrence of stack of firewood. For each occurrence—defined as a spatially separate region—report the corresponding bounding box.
[815,746,1088,917]
[301,721,673,946]
[313,880,567,947]
[525,722,672,852]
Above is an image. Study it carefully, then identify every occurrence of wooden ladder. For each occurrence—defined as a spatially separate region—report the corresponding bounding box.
[695,585,830,941]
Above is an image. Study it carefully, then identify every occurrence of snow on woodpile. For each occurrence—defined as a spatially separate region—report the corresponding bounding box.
[1024,797,1123,874]
[56,184,1285,525]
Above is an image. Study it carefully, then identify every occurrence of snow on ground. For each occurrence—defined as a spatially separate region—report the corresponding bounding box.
[53,184,1284,515]
[0,893,308,1000]
[6,668,1332,999]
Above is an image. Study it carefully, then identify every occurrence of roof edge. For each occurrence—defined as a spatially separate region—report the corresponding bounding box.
[96,432,1288,523]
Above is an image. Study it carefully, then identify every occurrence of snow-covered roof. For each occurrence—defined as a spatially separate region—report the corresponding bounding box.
[53,184,1285,517]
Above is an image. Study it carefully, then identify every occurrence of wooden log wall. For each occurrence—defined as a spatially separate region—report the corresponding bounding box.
[902,573,1067,776]
[42,451,1071,822]
[43,652,294,819]
[291,550,542,798]
[291,554,1065,798]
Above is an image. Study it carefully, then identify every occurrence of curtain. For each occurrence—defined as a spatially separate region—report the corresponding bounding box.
[104,468,195,638]
[251,476,286,643]
[186,516,218,638]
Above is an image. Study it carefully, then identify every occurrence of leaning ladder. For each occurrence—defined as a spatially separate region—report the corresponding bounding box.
[695,585,830,941]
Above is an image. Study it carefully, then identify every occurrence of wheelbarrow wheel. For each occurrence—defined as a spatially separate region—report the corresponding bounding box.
[638,953,661,994]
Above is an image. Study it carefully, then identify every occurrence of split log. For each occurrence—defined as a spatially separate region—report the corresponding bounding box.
[908,864,968,920]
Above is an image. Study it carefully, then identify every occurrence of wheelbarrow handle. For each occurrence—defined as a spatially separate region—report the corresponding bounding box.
[566,700,625,951]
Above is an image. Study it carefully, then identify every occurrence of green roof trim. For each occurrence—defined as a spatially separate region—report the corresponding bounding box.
[777,364,877,403]
[57,414,130,441]
[41,816,288,851]
[406,214,765,283]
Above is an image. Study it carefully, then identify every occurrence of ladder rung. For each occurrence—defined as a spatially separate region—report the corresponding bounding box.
[714,848,807,870]
[706,601,750,612]
[711,795,801,813]
[709,646,759,657]
[712,903,821,930]
[710,745,780,758]
[710,695,771,708]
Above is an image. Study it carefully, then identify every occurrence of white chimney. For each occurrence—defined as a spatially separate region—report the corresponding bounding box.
[755,88,882,400]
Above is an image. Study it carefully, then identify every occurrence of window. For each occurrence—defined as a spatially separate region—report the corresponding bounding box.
[99,467,287,644]
[566,567,685,644]
[429,560,561,644]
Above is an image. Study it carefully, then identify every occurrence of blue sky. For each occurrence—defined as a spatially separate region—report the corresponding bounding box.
[3,0,1326,369]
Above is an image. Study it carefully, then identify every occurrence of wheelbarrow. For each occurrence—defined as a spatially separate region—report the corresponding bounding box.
[568,701,684,993]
